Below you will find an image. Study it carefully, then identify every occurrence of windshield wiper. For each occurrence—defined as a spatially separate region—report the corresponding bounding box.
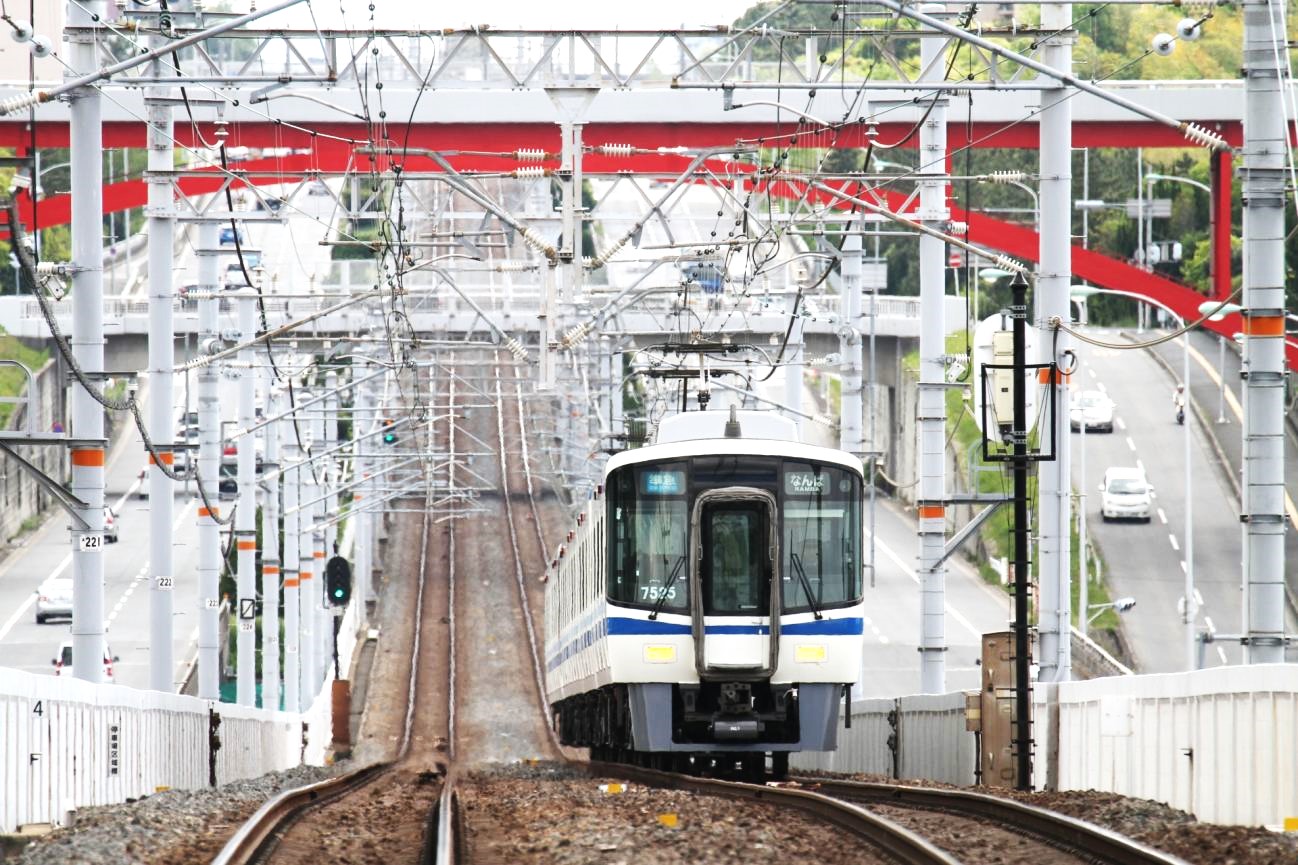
[790,552,823,620]
[648,556,686,620]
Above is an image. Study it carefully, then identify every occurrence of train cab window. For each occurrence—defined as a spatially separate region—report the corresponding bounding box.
[608,464,689,611]
[781,463,862,612]
[701,501,770,615]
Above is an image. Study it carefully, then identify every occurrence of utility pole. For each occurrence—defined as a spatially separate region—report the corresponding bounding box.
[784,288,805,440]
[297,403,316,704]
[68,0,107,683]
[1010,272,1033,791]
[916,12,950,694]
[323,368,339,672]
[839,233,864,459]
[352,363,371,627]
[1036,2,1074,682]
[261,387,281,710]
[1240,0,1288,661]
[282,436,301,712]
[235,289,257,706]
[146,67,176,694]
[196,220,221,700]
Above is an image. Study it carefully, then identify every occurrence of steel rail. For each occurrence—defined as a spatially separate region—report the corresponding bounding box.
[798,778,1192,865]
[586,762,960,865]
[210,493,438,865]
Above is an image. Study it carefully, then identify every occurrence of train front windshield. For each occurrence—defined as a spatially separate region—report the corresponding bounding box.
[607,458,862,613]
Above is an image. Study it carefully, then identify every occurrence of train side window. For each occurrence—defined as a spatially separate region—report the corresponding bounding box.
[607,463,688,610]
[781,462,863,612]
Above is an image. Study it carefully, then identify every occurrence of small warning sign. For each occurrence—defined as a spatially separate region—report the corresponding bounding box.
[239,598,256,620]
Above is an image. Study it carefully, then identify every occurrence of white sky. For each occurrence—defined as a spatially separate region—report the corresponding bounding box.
[298,0,759,30]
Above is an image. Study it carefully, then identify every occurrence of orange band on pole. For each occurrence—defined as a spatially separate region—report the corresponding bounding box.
[299,571,312,580]
[237,540,256,551]
[1243,315,1284,337]
[197,506,219,518]
[918,505,946,519]
[1037,368,1071,384]
[70,449,104,467]
[284,578,299,588]
[147,451,175,465]
[262,565,279,574]
[313,551,326,559]
[354,494,363,501]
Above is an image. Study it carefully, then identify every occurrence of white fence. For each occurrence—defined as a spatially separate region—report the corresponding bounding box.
[793,665,1298,828]
[1047,663,1298,828]
[791,691,975,786]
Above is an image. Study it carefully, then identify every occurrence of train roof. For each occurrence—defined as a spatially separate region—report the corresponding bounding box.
[606,410,864,476]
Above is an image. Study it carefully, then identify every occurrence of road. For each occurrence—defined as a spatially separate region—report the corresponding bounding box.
[1072,327,1298,672]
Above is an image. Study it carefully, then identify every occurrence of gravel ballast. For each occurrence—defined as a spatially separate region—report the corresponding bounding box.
[9,762,342,865]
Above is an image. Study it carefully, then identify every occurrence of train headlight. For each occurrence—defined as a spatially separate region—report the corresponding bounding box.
[795,644,827,664]
[643,644,677,663]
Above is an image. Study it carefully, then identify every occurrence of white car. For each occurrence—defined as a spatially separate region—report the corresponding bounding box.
[1070,390,1115,433]
[52,640,119,682]
[1099,467,1153,522]
[35,577,73,624]
[103,507,119,544]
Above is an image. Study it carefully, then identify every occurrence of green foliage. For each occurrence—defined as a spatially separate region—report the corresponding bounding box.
[0,333,50,428]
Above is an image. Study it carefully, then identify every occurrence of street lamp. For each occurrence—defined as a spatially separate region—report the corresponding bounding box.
[976,267,1014,322]
[1072,285,1197,670]
[1086,597,1137,627]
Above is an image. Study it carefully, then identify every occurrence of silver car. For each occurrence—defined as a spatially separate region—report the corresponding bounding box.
[35,577,73,624]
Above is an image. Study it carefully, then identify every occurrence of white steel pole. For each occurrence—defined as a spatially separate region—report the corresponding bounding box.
[146,76,176,694]
[1182,330,1197,669]
[1240,0,1288,662]
[297,411,316,704]
[323,369,339,675]
[68,0,107,683]
[282,450,300,712]
[1036,1,1074,682]
[784,291,805,440]
[235,290,257,706]
[1078,382,1089,640]
[352,368,370,627]
[916,7,950,694]
[196,221,222,700]
[839,233,864,458]
[261,388,281,708]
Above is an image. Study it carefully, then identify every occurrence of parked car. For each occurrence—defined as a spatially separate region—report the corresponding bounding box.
[103,507,119,544]
[255,195,285,213]
[1099,467,1153,523]
[52,640,119,682]
[219,226,245,246]
[1070,390,1115,432]
[35,577,73,624]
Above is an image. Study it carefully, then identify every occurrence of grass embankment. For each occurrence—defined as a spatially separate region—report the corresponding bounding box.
[906,332,1121,632]
[0,334,51,428]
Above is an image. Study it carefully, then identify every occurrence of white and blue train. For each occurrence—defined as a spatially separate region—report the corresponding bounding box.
[544,408,865,775]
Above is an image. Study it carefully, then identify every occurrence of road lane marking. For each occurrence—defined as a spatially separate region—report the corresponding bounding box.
[1088,368,1096,379]
[1116,417,1126,431]
[0,552,74,641]
[1204,615,1216,633]
[1217,646,1228,665]
[1187,340,1298,531]
[1126,436,1137,452]
[1136,459,1146,474]
[1158,508,1168,524]
[871,534,983,641]
[1180,560,1187,573]
[1096,382,1107,393]
[1194,589,1203,606]
[1169,534,1180,552]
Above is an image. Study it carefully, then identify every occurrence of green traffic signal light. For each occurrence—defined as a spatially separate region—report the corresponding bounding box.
[382,418,397,445]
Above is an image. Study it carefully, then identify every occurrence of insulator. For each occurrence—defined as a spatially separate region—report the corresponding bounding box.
[947,221,969,236]
[1182,122,1228,152]
[35,261,68,275]
[995,254,1026,274]
[502,335,529,362]
[594,143,634,157]
[493,261,535,273]
[987,170,1029,184]
[514,148,548,161]
[519,226,557,260]
[0,92,39,116]
[511,166,549,179]
[587,234,629,269]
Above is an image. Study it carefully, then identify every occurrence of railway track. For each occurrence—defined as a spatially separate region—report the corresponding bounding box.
[794,777,1192,865]
[211,361,462,865]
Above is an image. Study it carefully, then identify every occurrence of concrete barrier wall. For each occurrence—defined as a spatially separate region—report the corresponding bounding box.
[1050,663,1298,827]
[790,691,976,786]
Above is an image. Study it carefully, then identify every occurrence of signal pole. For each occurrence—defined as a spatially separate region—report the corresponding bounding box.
[1011,273,1033,792]
[235,289,257,706]
[282,438,301,712]
[196,221,222,700]
[261,387,281,710]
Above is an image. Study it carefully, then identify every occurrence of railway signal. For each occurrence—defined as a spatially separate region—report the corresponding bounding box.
[325,550,352,606]
[381,418,397,445]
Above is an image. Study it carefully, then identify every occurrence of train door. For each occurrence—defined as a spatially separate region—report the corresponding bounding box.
[690,488,780,678]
